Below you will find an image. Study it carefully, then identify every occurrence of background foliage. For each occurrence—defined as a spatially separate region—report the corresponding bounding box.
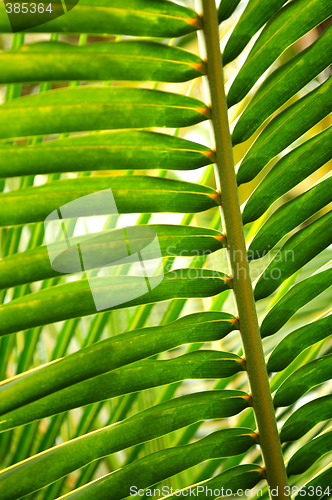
[0,1,331,499]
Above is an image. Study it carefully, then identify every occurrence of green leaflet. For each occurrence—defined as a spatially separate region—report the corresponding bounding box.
[0,225,225,289]
[0,269,231,337]
[218,0,241,23]
[0,176,220,226]
[280,394,332,442]
[254,212,332,300]
[0,87,210,140]
[0,0,201,37]
[242,128,332,224]
[236,77,332,185]
[56,430,257,500]
[273,354,332,407]
[223,0,288,66]
[248,177,332,258]
[0,312,237,415]
[260,268,332,338]
[0,351,244,431]
[267,314,332,372]
[233,25,332,144]
[0,130,214,178]
[0,391,249,500]
[294,467,332,500]
[0,40,205,84]
[161,465,264,499]
[227,0,332,107]
[287,430,332,476]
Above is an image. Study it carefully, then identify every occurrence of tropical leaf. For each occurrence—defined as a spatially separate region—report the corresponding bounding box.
[0,1,331,498]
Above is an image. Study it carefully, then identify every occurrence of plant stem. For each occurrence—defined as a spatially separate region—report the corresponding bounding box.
[201,2,289,498]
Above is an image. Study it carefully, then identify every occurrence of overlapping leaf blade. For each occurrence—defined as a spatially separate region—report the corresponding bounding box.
[254,212,332,300]
[0,391,249,500]
[223,0,288,66]
[273,354,332,407]
[287,430,332,476]
[248,177,332,257]
[267,314,332,372]
[294,466,332,500]
[237,77,332,185]
[227,0,332,107]
[280,395,332,442]
[0,269,231,337]
[0,311,237,415]
[56,430,257,500]
[242,128,332,224]
[0,351,244,431]
[260,267,332,337]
